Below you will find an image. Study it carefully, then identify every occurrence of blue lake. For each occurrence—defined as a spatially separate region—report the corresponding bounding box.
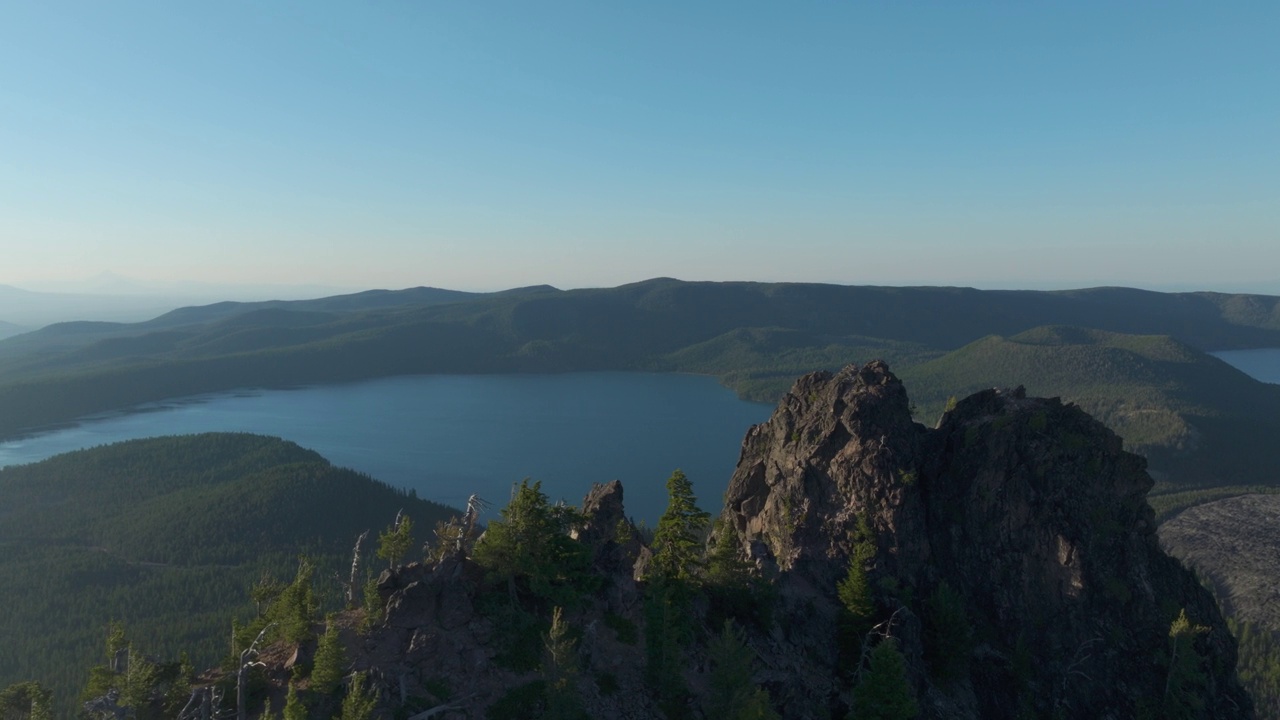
[1211,348,1280,385]
[0,373,774,524]
[2,349,1272,525]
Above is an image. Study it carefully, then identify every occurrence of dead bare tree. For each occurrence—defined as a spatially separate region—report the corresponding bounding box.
[336,530,370,608]
[404,693,477,719]
[852,606,907,685]
[177,685,225,720]
[457,494,489,555]
[237,623,275,720]
[424,495,489,563]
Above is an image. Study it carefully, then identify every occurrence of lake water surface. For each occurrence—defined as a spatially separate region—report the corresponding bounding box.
[4,350,1274,524]
[1211,348,1280,385]
[0,373,773,524]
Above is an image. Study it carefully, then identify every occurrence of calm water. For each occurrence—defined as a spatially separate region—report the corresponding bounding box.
[0,373,773,524]
[1212,348,1280,385]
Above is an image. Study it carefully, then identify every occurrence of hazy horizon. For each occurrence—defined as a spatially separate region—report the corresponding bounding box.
[3,3,1277,292]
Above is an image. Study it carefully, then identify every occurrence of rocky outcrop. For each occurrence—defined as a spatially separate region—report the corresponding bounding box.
[350,482,656,720]
[721,361,1251,718]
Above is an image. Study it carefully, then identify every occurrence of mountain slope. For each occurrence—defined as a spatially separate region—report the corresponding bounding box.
[899,326,1280,486]
[0,433,458,712]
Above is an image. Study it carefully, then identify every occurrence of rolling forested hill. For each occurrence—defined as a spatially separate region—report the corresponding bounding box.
[1,279,1278,490]
[0,433,457,713]
[900,327,1280,488]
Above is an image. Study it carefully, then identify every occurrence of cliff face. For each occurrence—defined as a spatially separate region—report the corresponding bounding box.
[721,361,1250,718]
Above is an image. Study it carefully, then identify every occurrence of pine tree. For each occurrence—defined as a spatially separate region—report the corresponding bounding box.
[472,479,594,607]
[706,519,753,589]
[923,581,972,683]
[542,607,586,720]
[360,571,383,632]
[707,621,780,720]
[643,469,710,718]
[267,557,319,643]
[311,619,346,696]
[282,682,307,720]
[249,572,286,619]
[376,511,414,569]
[850,638,918,720]
[706,519,769,628]
[838,516,877,659]
[649,469,710,583]
[644,578,691,719]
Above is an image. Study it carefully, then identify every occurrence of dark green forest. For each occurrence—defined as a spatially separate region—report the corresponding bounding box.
[0,434,457,716]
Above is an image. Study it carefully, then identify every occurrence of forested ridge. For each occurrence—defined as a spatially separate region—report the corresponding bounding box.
[2,279,1279,490]
[0,434,457,717]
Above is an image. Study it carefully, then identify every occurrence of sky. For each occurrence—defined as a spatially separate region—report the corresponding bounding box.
[1,2,1277,294]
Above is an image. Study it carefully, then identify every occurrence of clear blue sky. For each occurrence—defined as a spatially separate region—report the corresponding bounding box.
[2,2,1276,292]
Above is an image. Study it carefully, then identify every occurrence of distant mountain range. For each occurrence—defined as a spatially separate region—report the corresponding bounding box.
[0,320,27,341]
[0,278,362,327]
[1,278,1278,490]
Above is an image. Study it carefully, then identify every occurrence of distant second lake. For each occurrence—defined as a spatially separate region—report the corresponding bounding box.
[0,373,774,524]
[1211,348,1280,385]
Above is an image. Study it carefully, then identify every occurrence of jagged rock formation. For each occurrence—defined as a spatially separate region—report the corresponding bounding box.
[361,480,658,719]
[242,362,1249,720]
[720,361,1251,718]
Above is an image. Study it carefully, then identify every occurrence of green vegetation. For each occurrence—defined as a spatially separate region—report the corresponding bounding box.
[850,638,919,720]
[266,559,320,644]
[1162,609,1211,719]
[340,672,377,720]
[1229,617,1280,720]
[923,581,973,683]
[0,433,456,716]
[1148,485,1280,523]
[472,479,595,609]
[705,519,771,629]
[644,470,713,717]
[648,470,712,584]
[541,607,588,720]
[900,327,1280,486]
[78,623,194,720]
[282,682,307,720]
[0,681,53,720]
[376,512,414,569]
[837,517,878,660]
[310,620,346,696]
[706,621,780,720]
